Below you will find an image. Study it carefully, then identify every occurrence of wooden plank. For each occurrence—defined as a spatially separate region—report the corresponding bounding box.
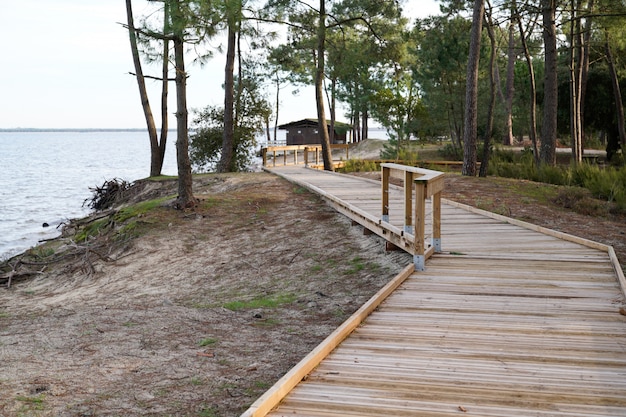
[443,198,612,252]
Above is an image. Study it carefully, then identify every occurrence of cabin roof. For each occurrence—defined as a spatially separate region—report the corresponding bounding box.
[277,118,351,131]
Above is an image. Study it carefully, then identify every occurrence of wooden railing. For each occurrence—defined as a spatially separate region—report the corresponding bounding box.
[381,163,445,271]
[261,144,350,168]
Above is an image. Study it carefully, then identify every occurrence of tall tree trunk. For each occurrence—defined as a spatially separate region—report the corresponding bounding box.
[605,31,626,149]
[235,30,243,148]
[362,110,368,141]
[480,5,497,178]
[517,6,540,165]
[447,82,463,157]
[158,2,169,174]
[273,72,280,142]
[462,0,484,177]
[569,0,583,163]
[503,5,517,146]
[125,0,161,177]
[315,0,333,171]
[172,0,194,209]
[324,77,336,143]
[219,19,237,172]
[354,109,361,142]
[540,0,558,166]
[580,0,594,147]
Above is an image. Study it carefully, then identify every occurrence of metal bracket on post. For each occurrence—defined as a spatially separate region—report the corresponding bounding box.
[414,254,425,271]
[404,225,414,235]
[382,214,389,223]
[432,237,442,252]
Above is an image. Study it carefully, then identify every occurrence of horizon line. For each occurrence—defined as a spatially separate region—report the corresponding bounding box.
[0,128,150,132]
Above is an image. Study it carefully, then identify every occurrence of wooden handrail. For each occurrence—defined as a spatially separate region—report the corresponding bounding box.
[262,144,349,168]
[381,163,445,271]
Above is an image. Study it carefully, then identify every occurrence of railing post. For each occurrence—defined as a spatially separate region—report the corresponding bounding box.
[262,148,267,167]
[404,171,413,235]
[272,150,277,167]
[294,148,298,165]
[304,147,309,167]
[432,191,442,252]
[382,165,390,223]
[414,179,426,271]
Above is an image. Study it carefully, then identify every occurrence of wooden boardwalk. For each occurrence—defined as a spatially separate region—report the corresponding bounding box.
[243,166,626,417]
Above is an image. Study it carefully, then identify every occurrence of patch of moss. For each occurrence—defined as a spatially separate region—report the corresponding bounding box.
[198,337,218,347]
[16,394,46,415]
[27,245,56,260]
[223,293,296,311]
[146,175,177,181]
[113,196,173,223]
[74,218,109,242]
[115,220,153,241]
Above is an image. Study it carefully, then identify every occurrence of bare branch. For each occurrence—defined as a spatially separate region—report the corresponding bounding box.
[128,72,176,81]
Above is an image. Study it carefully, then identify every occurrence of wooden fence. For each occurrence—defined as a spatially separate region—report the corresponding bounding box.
[261,144,350,168]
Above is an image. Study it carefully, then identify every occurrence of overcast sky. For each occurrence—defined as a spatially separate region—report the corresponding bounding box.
[0,1,441,129]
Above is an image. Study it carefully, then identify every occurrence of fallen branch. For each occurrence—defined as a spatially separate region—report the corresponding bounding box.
[6,256,22,289]
[1,267,45,289]
[1,241,117,288]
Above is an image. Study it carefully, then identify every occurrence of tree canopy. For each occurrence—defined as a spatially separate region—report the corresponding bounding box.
[125,0,626,177]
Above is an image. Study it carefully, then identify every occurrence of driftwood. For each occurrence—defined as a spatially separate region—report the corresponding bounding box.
[84,178,132,211]
[1,240,117,288]
[1,268,46,289]
[1,256,46,289]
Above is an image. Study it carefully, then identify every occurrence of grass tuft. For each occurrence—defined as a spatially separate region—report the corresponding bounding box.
[223,293,296,311]
[198,338,218,347]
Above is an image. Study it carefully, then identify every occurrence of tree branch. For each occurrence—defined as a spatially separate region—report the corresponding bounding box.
[117,21,175,41]
[128,72,176,81]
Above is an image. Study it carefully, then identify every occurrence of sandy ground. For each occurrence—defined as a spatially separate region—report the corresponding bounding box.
[1,140,624,417]
[0,172,412,417]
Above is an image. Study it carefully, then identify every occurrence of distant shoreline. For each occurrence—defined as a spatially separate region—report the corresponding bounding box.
[0,128,149,133]
[0,127,387,133]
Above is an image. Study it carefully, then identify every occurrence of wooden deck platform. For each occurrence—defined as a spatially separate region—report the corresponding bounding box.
[242,165,626,417]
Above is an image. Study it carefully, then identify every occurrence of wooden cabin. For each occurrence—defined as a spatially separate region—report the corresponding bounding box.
[278,118,351,145]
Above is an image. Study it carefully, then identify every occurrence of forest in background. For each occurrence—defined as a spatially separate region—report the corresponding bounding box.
[123,0,626,206]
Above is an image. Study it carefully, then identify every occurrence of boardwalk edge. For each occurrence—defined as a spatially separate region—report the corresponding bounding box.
[443,198,626,299]
[442,198,611,251]
[240,263,415,417]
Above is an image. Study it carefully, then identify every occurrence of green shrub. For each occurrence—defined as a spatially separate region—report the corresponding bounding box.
[536,164,568,185]
[569,162,597,188]
[488,161,523,178]
[584,135,604,150]
[491,148,517,164]
[397,148,419,161]
[339,159,379,173]
[437,143,462,160]
[568,164,626,207]
[490,156,626,213]
[552,187,609,216]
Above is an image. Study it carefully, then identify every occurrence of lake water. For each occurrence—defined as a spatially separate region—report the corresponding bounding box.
[0,128,387,260]
[0,130,179,260]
